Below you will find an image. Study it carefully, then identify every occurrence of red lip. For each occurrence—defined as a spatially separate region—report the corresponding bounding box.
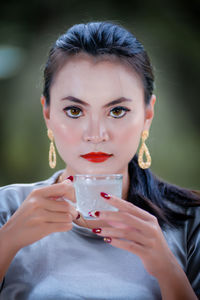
[81,152,113,163]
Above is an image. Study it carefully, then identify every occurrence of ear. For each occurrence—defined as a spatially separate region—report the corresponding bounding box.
[41,95,51,128]
[143,95,156,131]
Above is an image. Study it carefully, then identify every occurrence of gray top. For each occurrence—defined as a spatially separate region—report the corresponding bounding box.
[0,170,199,300]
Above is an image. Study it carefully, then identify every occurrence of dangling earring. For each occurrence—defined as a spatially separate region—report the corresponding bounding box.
[138,130,151,169]
[47,129,56,169]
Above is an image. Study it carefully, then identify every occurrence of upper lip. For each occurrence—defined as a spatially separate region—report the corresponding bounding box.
[81,152,113,158]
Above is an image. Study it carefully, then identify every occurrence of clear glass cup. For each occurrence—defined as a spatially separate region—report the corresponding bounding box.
[74,174,123,219]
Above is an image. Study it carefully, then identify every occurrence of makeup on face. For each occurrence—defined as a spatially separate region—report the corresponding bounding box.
[61,96,132,120]
[48,55,150,176]
[80,152,113,163]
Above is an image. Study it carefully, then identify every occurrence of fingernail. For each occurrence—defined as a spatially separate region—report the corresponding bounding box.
[76,212,80,220]
[88,211,100,217]
[104,237,112,243]
[66,176,73,182]
[92,228,102,233]
[101,192,111,199]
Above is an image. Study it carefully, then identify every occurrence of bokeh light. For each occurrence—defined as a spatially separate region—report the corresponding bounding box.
[0,1,199,190]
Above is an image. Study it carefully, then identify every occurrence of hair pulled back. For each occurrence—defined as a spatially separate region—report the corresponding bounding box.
[43,21,154,106]
[43,21,200,229]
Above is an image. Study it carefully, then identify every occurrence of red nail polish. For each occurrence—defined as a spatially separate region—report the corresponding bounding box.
[76,212,80,220]
[101,192,110,199]
[88,211,100,217]
[92,228,102,233]
[94,211,100,217]
[104,237,112,243]
[66,176,73,182]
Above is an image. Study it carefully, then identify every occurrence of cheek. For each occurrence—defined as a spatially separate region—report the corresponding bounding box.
[114,115,144,147]
[117,124,140,142]
[113,120,143,165]
[51,119,81,145]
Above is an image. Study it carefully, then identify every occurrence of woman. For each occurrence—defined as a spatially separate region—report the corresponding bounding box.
[0,21,199,300]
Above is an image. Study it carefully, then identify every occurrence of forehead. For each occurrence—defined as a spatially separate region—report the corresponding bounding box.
[50,53,144,101]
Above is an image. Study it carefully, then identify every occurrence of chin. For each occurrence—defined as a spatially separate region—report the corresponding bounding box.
[80,164,119,175]
[65,156,120,175]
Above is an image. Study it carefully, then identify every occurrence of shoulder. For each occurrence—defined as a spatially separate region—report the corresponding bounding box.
[186,190,200,226]
[186,204,200,237]
[0,181,46,206]
[184,204,200,296]
[0,170,63,225]
[0,169,63,196]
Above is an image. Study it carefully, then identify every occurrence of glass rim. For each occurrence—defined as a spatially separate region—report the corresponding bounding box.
[74,174,123,179]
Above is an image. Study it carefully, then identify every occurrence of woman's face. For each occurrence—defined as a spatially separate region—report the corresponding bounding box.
[43,54,156,176]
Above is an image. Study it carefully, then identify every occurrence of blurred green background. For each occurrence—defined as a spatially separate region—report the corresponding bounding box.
[0,0,199,189]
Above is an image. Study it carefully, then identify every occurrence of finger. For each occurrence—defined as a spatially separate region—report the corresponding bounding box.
[62,197,77,208]
[70,208,81,221]
[100,193,152,221]
[106,220,131,228]
[58,201,79,221]
[32,180,76,203]
[104,237,145,257]
[93,226,147,246]
[27,194,74,214]
[94,211,153,238]
[43,198,71,213]
[43,222,73,234]
[40,197,79,221]
[43,210,73,223]
[46,204,79,222]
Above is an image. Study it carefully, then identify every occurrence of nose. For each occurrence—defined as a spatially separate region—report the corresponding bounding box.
[83,118,109,143]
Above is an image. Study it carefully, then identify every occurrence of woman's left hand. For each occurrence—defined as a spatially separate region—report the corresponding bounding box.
[90,193,180,280]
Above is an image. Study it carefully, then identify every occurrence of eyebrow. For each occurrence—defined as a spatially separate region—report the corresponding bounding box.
[60,96,132,108]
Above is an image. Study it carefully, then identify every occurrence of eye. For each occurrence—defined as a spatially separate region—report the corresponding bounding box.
[109,106,130,118]
[63,106,83,118]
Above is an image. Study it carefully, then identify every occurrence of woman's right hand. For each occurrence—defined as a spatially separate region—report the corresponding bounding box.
[1,179,78,252]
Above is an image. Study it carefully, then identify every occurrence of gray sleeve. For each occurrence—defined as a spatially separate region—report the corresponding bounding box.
[0,185,29,292]
[0,186,22,227]
[0,179,54,294]
[186,207,200,298]
[0,172,60,227]
[0,182,46,227]
[0,187,19,291]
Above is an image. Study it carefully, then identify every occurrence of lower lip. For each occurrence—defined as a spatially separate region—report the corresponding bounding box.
[81,155,112,163]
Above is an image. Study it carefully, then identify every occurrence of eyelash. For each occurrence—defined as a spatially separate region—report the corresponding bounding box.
[63,106,131,119]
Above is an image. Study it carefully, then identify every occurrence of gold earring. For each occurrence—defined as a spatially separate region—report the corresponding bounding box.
[138,130,151,169]
[47,129,56,169]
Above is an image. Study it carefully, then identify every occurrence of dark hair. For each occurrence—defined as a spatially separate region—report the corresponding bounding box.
[43,21,154,106]
[43,21,200,229]
[128,155,200,229]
